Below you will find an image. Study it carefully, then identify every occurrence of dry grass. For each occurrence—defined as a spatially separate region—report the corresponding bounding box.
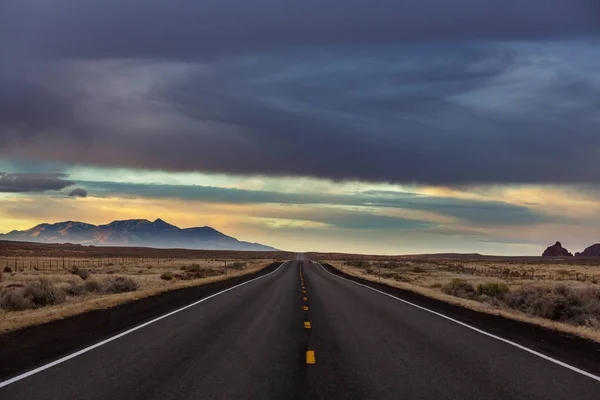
[324,257,600,343]
[0,255,278,334]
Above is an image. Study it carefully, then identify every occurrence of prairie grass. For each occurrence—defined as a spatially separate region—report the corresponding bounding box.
[0,256,277,333]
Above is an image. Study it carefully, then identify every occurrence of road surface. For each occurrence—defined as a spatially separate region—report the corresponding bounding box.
[1,255,599,399]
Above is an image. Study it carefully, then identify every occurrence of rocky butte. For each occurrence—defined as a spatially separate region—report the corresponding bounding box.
[542,241,573,257]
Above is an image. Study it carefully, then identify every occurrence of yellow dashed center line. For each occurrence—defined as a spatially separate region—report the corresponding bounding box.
[300,263,315,364]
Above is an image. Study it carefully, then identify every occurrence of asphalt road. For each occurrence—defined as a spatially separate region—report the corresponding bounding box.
[1,255,599,399]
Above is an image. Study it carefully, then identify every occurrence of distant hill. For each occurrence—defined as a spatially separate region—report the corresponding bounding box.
[0,219,278,251]
[576,243,600,257]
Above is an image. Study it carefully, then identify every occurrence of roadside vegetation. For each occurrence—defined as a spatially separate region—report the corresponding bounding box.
[0,252,280,333]
[317,255,600,342]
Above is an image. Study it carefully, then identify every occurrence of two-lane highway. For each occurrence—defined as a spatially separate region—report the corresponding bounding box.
[1,255,599,399]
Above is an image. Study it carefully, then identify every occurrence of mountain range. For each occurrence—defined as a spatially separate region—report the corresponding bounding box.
[0,219,278,251]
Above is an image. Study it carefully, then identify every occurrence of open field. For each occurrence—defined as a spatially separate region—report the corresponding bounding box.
[308,252,600,342]
[0,241,289,333]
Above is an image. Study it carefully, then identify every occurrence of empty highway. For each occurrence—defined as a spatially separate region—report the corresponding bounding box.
[1,255,599,399]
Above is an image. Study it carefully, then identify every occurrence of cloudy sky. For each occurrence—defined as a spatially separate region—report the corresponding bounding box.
[1,0,599,255]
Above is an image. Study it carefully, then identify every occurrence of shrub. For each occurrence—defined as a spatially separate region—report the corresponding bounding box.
[83,280,103,293]
[365,266,377,275]
[76,269,91,280]
[477,283,510,298]
[443,279,476,299]
[228,262,245,270]
[160,272,174,280]
[344,260,371,269]
[4,266,12,273]
[0,289,33,311]
[22,279,66,307]
[66,281,84,296]
[505,285,600,325]
[380,271,396,279]
[183,266,221,280]
[104,276,139,294]
[186,270,220,280]
[69,266,80,275]
[412,266,425,273]
[184,263,202,272]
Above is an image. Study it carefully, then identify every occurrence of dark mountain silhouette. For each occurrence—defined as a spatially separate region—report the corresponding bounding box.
[0,219,277,251]
[575,243,600,257]
[542,241,573,257]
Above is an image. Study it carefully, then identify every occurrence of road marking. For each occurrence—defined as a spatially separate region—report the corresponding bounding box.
[306,350,316,364]
[304,321,312,329]
[0,262,288,389]
[303,306,309,311]
[302,290,307,294]
[303,297,308,301]
[316,263,600,383]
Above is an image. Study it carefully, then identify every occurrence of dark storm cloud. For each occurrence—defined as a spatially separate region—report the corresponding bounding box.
[3,42,600,184]
[0,172,74,193]
[1,0,598,60]
[67,188,88,198]
[0,1,599,184]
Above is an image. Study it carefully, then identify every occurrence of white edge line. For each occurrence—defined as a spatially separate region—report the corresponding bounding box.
[0,262,287,389]
[315,262,600,383]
